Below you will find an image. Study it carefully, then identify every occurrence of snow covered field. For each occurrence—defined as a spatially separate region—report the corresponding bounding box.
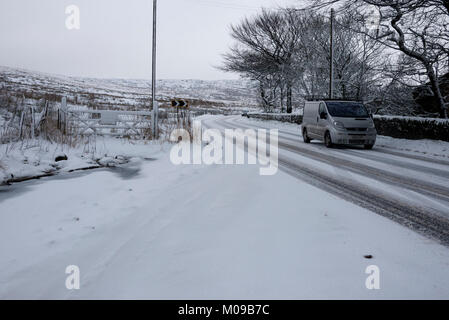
[0,66,258,111]
[1,117,449,299]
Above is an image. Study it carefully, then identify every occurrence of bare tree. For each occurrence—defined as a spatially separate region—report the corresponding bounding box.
[222,9,303,113]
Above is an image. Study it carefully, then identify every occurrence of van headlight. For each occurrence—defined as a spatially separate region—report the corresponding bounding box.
[368,122,376,129]
[333,121,345,129]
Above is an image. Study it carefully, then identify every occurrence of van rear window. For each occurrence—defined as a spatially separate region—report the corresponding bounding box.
[325,102,369,118]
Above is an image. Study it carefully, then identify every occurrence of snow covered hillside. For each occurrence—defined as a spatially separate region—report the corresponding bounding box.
[0,66,259,113]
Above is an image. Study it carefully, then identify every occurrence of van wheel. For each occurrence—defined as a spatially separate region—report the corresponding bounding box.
[324,131,333,148]
[303,128,311,143]
[364,144,374,150]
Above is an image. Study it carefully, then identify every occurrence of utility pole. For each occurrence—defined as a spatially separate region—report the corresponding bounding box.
[151,0,158,138]
[329,8,335,100]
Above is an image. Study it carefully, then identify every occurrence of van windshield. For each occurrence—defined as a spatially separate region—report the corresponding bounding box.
[325,102,369,118]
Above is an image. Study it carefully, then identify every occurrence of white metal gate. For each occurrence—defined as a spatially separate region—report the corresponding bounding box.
[59,98,153,138]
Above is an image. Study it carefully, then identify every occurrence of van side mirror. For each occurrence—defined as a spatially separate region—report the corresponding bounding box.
[320,112,327,119]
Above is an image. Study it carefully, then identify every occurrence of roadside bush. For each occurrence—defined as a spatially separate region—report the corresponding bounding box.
[373,116,449,142]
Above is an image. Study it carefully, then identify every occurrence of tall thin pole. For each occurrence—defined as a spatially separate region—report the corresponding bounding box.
[329,8,335,99]
[151,0,158,138]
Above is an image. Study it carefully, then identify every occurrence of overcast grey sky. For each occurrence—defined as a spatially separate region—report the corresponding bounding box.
[0,0,298,80]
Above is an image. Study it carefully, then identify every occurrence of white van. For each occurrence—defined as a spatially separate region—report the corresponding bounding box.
[302,100,377,149]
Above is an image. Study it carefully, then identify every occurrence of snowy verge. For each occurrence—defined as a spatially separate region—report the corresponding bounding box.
[0,138,169,185]
[375,135,449,159]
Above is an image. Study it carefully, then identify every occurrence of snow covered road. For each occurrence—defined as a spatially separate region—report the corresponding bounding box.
[205,115,449,246]
[0,118,449,299]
